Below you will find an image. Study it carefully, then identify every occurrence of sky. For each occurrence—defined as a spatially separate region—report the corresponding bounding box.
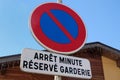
[0,0,120,56]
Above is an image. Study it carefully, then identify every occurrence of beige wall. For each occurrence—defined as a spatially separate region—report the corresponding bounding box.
[102,56,120,80]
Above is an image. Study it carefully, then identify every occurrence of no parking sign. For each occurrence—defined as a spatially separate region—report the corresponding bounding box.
[30,3,86,54]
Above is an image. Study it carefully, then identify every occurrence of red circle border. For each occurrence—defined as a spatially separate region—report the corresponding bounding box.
[30,3,87,54]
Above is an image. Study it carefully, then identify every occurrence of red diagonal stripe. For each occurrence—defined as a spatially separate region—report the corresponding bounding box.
[45,10,75,42]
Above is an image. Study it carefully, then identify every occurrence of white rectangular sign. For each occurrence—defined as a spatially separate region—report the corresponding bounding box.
[20,48,92,79]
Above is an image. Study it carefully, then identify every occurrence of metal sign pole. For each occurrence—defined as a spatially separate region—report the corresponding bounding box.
[53,0,61,77]
[57,0,62,3]
[54,0,62,80]
[54,76,61,80]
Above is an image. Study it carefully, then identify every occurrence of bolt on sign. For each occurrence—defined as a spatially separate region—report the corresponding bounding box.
[20,48,92,79]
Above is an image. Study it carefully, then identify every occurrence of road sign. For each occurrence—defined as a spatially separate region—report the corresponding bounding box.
[30,3,86,54]
[20,48,92,79]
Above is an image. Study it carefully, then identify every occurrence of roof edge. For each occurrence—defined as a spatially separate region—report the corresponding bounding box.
[0,42,120,63]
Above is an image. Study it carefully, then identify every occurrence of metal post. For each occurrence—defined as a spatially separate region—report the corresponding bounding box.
[57,0,62,3]
[54,76,61,80]
[54,0,62,79]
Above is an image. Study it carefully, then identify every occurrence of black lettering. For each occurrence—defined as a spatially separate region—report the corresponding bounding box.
[39,63,43,70]
[87,70,91,76]
[34,62,38,69]
[69,67,73,74]
[59,57,65,63]
[44,64,48,71]
[65,67,69,73]
[49,54,53,62]
[60,66,64,73]
[23,60,28,68]
[67,58,72,65]
[81,69,85,75]
[59,57,82,66]
[78,68,81,75]
[34,52,38,59]
[34,52,58,62]
[48,64,58,72]
[79,60,82,66]
[29,60,33,69]
[44,54,48,61]
[54,56,57,62]
[73,68,77,74]
[71,59,75,65]
[49,64,54,71]
[39,53,43,60]
[75,60,78,66]
[80,69,91,76]
[54,64,58,72]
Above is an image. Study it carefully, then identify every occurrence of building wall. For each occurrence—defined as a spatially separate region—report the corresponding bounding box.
[73,47,105,80]
[0,66,54,80]
[102,56,120,80]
